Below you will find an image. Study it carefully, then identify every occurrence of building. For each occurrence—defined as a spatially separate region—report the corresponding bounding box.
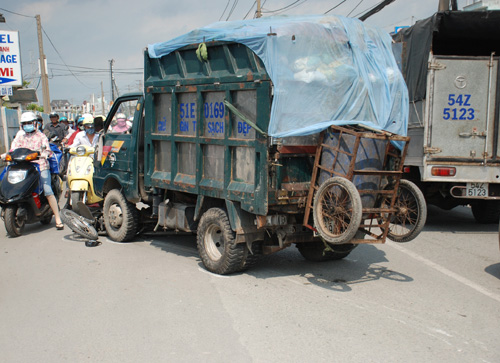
[464,0,500,10]
[50,99,83,120]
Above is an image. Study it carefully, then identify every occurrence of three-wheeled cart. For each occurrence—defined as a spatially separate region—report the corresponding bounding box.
[304,125,426,249]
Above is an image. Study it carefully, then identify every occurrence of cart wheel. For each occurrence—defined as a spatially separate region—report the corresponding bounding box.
[313,177,362,244]
[381,179,427,243]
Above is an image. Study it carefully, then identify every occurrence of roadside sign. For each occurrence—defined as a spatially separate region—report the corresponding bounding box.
[0,85,13,96]
[0,31,22,87]
[395,26,410,33]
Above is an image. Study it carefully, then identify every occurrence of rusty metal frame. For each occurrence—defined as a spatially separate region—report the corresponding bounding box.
[303,124,411,244]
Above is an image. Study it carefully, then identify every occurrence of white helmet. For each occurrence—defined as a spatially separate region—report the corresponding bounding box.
[116,113,126,120]
[81,113,94,126]
[20,111,37,124]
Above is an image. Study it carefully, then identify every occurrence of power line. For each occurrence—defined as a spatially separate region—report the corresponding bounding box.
[347,0,366,17]
[40,25,92,88]
[226,0,239,21]
[243,1,257,19]
[219,0,232,21]
[262,0,305,14]
[324,0,347,14]
[48,62,142,71]
[0,7,34,18]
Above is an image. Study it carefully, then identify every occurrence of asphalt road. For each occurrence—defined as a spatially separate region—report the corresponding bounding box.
[0,205,499,363]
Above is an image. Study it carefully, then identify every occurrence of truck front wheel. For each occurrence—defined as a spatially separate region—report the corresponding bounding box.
[471,200,500,224]
[103,189,138,242]
[197,208,245,275]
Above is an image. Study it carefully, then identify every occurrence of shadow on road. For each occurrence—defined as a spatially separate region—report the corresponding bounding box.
[485,262,500,280]
[424,205,497,234]
[3,221,54,238]
[149,231,199,259]
[246,244,413,292]
[145,231,413,292]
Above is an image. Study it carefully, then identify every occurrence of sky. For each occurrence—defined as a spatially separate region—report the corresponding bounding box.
[0,0,472,106]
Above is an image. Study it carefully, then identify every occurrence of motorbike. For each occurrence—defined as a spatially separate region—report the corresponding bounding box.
[0,148,62,237]
[66,145,102,214]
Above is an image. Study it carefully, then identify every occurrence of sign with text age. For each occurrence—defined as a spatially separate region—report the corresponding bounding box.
[0,31,22,86]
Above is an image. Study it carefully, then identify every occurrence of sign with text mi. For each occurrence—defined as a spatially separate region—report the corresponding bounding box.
[0,31,22,87]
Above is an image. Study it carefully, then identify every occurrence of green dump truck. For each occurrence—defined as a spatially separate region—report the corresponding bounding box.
[93,15,423,274]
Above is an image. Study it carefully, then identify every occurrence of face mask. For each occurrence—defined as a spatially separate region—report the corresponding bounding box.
[23,124,35,133]
[85,127,95,135]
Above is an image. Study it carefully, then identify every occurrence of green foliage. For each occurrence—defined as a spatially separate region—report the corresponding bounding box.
[26,103,44,112]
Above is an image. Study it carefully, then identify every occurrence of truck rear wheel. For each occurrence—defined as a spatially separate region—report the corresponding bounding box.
[197,208,245,275]
[238,242,263,272]
[103,189,138,242]
[471,200,500,224]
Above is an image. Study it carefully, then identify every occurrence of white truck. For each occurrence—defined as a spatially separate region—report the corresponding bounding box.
[394,10,500,223]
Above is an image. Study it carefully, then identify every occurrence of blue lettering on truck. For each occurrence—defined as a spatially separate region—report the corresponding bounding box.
[204,102,225,135]
[158,117,167,132]
[237,121,251,136]
[443,94,475,121]
[179,102,196,132]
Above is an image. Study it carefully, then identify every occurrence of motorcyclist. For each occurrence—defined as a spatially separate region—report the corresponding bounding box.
[44,112,66,144]
[63,116,84,146]
[68,114,99,148]
[10,111,63,230]
[112,113,130,133]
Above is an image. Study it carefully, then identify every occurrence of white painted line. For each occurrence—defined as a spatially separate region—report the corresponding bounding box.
[388,241,500,304]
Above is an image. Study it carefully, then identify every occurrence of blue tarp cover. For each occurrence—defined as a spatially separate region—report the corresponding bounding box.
[148,15,408,139]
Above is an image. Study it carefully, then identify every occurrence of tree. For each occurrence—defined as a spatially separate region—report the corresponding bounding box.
[26,103,44,112]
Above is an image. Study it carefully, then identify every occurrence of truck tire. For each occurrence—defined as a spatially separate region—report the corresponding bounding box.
[238,242,263,272]
[103,189,138,242]
[4,206,25,237]
[471,200,500,224]
[197,208,246,275]
[297,241,356,262]
[384,179,427,242]
[313,177,362,244]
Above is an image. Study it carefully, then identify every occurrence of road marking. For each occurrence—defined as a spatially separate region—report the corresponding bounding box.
[388,241,500,304]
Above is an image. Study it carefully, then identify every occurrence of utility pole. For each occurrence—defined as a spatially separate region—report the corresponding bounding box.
[256,0,262,18]
[36,15,51,113]
[100,81,105,115]
[438,0,448,10]
[438,0,457,11]
[109,59,115,101]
